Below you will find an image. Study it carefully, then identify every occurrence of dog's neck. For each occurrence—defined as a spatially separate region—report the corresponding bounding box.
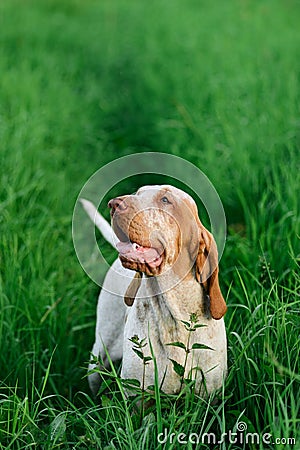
[145,268,209,322]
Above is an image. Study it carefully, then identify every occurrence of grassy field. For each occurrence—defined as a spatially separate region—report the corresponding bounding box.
[0,0,299,448]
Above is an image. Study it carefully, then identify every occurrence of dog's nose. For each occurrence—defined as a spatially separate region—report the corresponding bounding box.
[108,197,128,216]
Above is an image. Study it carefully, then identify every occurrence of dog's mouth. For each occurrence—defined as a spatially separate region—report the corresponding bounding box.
[116,241,163,268]
[113,223,164,269]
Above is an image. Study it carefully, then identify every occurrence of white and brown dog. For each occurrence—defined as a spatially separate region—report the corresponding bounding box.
[81,185,227,396]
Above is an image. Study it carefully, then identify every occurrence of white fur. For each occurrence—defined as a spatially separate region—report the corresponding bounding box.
[80,198,118,249]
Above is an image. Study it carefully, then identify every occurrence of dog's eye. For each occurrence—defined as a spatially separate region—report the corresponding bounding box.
[161,196,171,204]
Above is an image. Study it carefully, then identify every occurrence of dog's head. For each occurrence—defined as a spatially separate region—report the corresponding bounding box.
[109,185,226,319]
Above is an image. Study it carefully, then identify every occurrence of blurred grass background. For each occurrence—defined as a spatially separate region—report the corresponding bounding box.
[0,0,299,448]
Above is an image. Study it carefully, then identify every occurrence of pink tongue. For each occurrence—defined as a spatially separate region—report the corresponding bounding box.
[116,241,162,268]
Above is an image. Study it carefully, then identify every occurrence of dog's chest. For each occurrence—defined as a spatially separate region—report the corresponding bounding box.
[121,298,226,395]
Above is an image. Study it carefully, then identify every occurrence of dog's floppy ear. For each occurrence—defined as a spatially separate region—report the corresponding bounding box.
[195,225,227,320]
[124,272,142,306]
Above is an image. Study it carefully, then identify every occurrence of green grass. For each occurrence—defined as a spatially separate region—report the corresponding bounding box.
[0,0,299,448]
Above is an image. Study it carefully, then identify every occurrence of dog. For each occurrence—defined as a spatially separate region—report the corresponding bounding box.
[81,185,227,396]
